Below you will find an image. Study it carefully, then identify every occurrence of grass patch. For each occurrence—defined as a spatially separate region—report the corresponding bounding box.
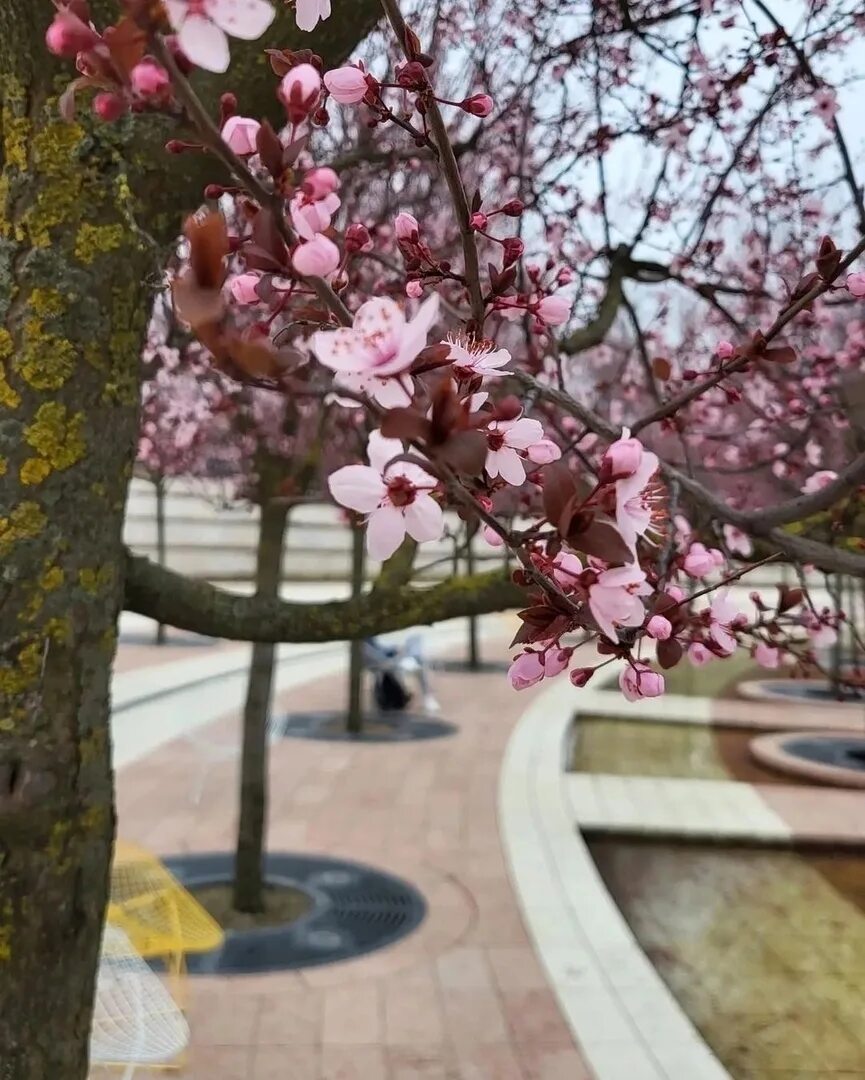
[660,651,759,697]
[192,882,312,932]
[572,716,729,779]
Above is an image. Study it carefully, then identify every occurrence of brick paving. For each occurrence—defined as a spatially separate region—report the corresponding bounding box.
[113,643,592,1080]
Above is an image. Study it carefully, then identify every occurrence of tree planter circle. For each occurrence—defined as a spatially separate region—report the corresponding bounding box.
[738,679,865,707]
[750,732,865,788]
[277,709,457,742]
[161,852,427,974]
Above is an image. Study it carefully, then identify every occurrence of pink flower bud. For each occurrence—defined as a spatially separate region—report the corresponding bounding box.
[303,167,340,200]
[683,542,716,578]
[130,60,169,98]
[501,237,524,268]
[536,293,571,326]
[482,523,504,547]
[45,10,99,57]
[716,339,735,359]
[323,65,369,104]
[221,115,261,156]
[500,198,524,216]
[345,223,372,254]
[508,651,545,690]
[602,431,644,479]
[687,642,714,666]
[469,212,488,231]
[292,234,340,277]
[754,642,780,669]
[229,273,261,305]
[646,615,672,640]
[405,280,423,299]
[543,647,572,678]
[557,267,573,286]
[93,92,128,123]
[846,271,865,298]
[280,63,322,124]
[569,667,594,688]
[461,93,493,117]
[619,662,665,701]
[395,212,419,242]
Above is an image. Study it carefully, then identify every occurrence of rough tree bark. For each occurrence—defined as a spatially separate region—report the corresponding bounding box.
[233,500,289,913]
[0,7,155,1076]
[0,4,383,1076]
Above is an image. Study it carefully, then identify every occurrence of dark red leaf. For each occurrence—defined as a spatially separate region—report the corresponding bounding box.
[569,520,633,564]
[542,462,577,532]
[439,430,488,475]
[652,356,672,380]
[656,637,683,669]
[380,408,431,442]
[256,120,285,181]
[763,345,797,364]
[184,211,228,290]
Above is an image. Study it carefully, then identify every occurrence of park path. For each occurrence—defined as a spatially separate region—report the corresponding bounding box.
[113,625,592,1080]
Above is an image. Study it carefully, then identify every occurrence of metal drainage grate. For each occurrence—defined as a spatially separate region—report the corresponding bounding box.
[785,735,865,771]
[161,852,427,975]
[278,709,457,742]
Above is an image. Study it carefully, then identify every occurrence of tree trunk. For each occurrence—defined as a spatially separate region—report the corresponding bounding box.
[466,526,481,670]
[346,520,366,734]
[154,475,167,645]
[233,500,289,914]
[0,7,155,1075]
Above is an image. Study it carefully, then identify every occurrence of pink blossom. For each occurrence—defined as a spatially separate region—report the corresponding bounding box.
[570,667,594,688]
[801,469,837,494]
[292,234,340,277]
[485,417,546,485]
[614,445,659,556]
[589,565,652,641]
[814,87,839,125]
[687,642,714,666]
[723,524,752,558]
[847,272,865,298]
[543,647,572,678]
[164,0,275,74]
[312,294,438,378]
[406,281,423,298]
[708,589,740,655]
[394,213,420,241]
[303,168,339,199]
[281,63,322,123]
[482,524,504,547]
[508,651,545,690]
[683,542,717,578]
[290,190,341,239]
[603,426,644,480]
[551,550,583,588]
[715,340,735,360]
[536,293,571,326]
[130,60,169,97]
[229,273,261,305]
[93,92,127,122]
[646,615,672,640]
[619,663,665,702]
[444,336,511,379]
[461,93,494,117]
[295,0,331,31]
[327,430,443,560]
[45,10,100,57]
[221,115,261,156]
[324,65,368,104]
[754,642,780,669]
[526,438,562,465]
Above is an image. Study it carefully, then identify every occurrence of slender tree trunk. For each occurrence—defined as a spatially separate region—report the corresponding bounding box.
[0,6,155,1074]
[233,500,289,914]
[154,475,167,645]
[346,520,366,734]
[466,525,481,670]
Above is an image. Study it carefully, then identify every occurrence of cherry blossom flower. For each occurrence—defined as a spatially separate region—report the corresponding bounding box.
[814,87,839,126]
[847,272,865,299]
[619,663,665,702]
[221,115,261,156]
[130,61,169,98]
[508,651,545,690]
[324,66,369,104]
[164,0,276,74]
[542,646,572,677]
[708,590,741,655]
[229,273,261,304]
[290,190,341,239]
[45,9,100,57]
[754,642,780,669]
[292,234,340,276]
[281,64,322,124]
[613,442,660,556]
[646,614,672,640]
[526,438,562,465]
[327,431,443,560]
[603,427,643,480]
[444,335,511,380]
[589,565,652,641]
[551,550,583,588]
[303,168,339,200]
[801,469,838,494]
[536,293,571,326]
[687,642,714,666]
[394,213,420,241]
[295,0,331,32]
[485,417,547,485]
[683,541,722,578]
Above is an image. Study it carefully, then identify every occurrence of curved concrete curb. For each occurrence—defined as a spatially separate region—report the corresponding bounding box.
[498,677,730,1080]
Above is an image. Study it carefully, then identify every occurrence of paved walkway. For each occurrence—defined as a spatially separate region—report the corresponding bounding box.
[113,623,592,1080]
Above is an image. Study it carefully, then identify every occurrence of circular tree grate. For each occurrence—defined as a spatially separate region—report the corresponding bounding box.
[277,709,457,743]
[750,732,865,788]
[161,852,427,975]
[430,658,511,675]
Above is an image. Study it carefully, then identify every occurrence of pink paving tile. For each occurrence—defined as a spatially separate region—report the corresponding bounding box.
[383,969,447,1046]
[319,1045,389,1080]
[321,983,383,1045]
[256,984,322,1046]
[188,983,262,1046]
[500,989,576,1049]
[183,1046,254,1079]
[252,1046,319,1079]
[440,987,510,1047]
[487,947,550,992]
[516,1044,595,1080]
[456,1042,525,1079]
[387,1044,460,1080]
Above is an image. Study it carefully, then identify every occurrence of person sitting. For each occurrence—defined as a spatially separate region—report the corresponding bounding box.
[363,635,441,714]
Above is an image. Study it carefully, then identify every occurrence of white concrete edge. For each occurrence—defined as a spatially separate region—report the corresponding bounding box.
[499,676,731,1080]
[573,686,713,725]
